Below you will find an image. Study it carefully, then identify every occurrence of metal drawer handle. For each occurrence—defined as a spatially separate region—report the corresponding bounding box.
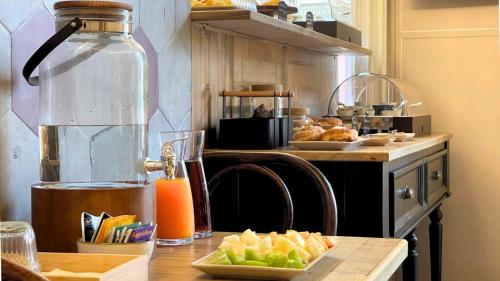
[432,171,442,181]
[400,186,415,200]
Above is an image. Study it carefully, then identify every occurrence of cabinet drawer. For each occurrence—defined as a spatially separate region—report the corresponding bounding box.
[426,150,448,206]
[391,160,424,237]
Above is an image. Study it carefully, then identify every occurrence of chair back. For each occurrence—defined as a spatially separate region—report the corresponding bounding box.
[204,152,337,235]
[208,163,293,233]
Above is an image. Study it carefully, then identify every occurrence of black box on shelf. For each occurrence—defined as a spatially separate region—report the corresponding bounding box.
[293,20,362,46]
[391,115,432,136]
[218,118,290,149]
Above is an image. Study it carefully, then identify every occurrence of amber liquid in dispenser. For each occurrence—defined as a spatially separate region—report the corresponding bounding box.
[185,160,212,236]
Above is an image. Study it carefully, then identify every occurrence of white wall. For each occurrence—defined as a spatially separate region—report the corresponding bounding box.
[391,1,500,280]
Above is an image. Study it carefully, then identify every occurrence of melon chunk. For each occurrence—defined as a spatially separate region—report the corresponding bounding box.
[240,229,259,246]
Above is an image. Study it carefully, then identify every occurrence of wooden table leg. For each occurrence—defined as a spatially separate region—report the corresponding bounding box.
[429,205,443,281]
[403,229,419,281]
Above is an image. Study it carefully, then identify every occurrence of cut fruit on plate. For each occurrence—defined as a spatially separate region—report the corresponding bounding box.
[192,245,337,280]
[192,230,338,280]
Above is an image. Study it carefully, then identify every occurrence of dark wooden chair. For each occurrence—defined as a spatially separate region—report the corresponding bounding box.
[208,163,293,233]
[203,152,337,235]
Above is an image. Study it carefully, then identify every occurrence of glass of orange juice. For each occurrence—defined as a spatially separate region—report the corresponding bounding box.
[156,132,195,246]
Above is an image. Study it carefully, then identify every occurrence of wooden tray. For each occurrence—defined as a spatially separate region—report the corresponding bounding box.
[289,139,364,151]
[38,252,148,281]
[192,245,337,280]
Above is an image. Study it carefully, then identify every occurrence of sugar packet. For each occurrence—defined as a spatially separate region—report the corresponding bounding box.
[126,224,157,243]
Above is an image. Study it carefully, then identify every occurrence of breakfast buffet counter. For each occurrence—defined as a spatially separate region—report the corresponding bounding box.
[207,133,452,162]
[205,133,451,281]
[149,232,408,281]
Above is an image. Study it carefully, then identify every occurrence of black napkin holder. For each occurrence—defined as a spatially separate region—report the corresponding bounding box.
[293,20,362,46]
[218,118,290,149]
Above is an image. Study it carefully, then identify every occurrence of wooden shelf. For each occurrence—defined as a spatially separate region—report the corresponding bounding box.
[191,9,372,56]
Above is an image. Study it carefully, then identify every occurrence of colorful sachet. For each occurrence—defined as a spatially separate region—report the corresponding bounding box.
[81,212,156,243]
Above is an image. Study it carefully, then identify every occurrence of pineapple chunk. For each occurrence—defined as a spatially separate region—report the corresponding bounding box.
[299,231,311,240]
[305,237,324,259]
[218,241,232,250]
[268,231,279,245]
[285,230,305,248]
[258,236,273,255]
[223,234,240,243]
[273,236,297,254]
[295,246,312,263]
[240,229,259,246]
[311,233,328,251]
[231,241,247,257]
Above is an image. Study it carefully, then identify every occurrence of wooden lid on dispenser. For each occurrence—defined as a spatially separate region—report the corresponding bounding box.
[54,1,133,11]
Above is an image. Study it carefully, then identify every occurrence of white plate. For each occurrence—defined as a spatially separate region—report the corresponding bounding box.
[289,139,364,151]
[192,246,337,280]
[395,133,415,142]
[361,137,395,146]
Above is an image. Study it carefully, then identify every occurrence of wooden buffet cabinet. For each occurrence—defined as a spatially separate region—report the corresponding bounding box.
[191,9,450,281]
[209,133,451,281]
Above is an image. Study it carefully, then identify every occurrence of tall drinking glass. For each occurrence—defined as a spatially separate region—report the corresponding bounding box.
[156,132,195,246]
[183,130,212,239]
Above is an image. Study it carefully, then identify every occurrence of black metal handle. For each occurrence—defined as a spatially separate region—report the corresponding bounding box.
[22,17,83,86]
[432,171,442,181]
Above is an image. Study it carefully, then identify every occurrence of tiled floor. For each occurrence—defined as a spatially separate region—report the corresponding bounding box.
[0,0,192,221]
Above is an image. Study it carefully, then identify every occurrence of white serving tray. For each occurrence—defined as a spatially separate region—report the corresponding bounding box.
[394,133,415,142]
[192,245,337,280]
[289,139,364,151]
[361,137,395,146]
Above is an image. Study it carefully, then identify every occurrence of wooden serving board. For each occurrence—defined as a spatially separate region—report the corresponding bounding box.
[38,252,148,281]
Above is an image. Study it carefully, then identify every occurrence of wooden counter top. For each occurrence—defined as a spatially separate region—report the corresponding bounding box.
[207,133,452,162]
[149,232,408,281]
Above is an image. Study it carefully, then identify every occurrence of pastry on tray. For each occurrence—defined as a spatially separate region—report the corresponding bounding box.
[191,0,231,7]
[292,126,325,141]
[320,127,358,142]
[311,117,342,128]
[293,125,359,143]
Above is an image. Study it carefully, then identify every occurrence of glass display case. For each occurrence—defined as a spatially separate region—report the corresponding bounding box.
[327,72,408,118]
[292,0,352,22]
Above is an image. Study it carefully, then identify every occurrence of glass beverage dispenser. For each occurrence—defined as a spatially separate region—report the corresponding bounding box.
[34,2,147,185]
[26,1,168,252]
